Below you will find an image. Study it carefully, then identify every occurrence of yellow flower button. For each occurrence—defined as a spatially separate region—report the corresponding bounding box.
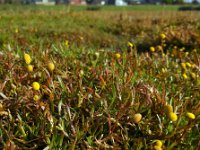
[32,82,40,91]
[24,53,32,65]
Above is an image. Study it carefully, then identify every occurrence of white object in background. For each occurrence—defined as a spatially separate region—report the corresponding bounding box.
[115,0,127,6]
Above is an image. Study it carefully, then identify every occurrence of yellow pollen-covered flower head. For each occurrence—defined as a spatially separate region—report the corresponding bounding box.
[128,42,133,48]
[191,64,196,69]
[154,145,162,150]
[160,33,166,39]
[161,68,167,73]
[186,62,191,68]
[32,82,40,91]
[168,112,178,122]
[48,62,55,72]
[24,53,32,65]
[150,46,155,52]
[182,73,188,80]
[164,104,173,114]
[27,65,33,72]
[190,72,196,79]
[79,70,84,77]
[133,113,142,124]
[15,28,19,33]
[181,63,186,70]
[33,95,40,101]
[155,140,162,147]
[186,112,195,120]
[65,40,69,48]
[95,52,100,58]
[115,53,121,59]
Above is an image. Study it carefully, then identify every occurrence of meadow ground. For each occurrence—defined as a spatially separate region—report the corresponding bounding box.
[0,4,200,149]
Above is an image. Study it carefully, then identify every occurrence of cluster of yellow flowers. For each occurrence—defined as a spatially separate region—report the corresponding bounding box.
[165,104,178,122]
[152,110,195,150]
[181,62,197,80]
[161,68,167,73]
[164,104,196,122]
[181,62,193,70]
[115,42,133,59]
[160,33,166,48]
[149,33,166,53]
[150,45,165,54]
[24,53,33,72]
[24,53,55,101]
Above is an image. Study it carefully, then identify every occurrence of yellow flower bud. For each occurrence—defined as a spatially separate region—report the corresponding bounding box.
[65,40,69,48]
[162,68,167,73]
[27,65,33,72]
[48,62,55,71]
[183,73,188,80]
[190,72,196,79]
[128,42,133,48]
[133,113,142,124]
[185,52,189,56]
[154,145,162,150]
[32,82,40,91]
[186,112,195,120]
[150,46,155,52]
[24,53,32,65]
[160,33,166,39]
[157,45,163,51]
[191,64,196,69]
[79,70,84,76]
[33,95,40,101]
[165,104,173,114]
[15,28,18,33]
[115,53,121,59]
[172,49,177,56]
[168,112,178,122]
[181,63,186,70]
[186,62,191,68]
[95,52,100,57]
[155,140,162,147]
[180,47,185,52]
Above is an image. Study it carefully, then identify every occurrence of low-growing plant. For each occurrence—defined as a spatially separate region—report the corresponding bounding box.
[0,5,199,150]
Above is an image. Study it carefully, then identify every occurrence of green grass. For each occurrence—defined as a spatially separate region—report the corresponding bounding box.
[100,5,181,11]
[0,5,200,149]
[0,4,196,12]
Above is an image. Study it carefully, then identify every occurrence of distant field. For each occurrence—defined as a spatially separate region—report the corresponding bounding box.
[0,5,200,50]
[0,4,199,150]
[0,4,197,12]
